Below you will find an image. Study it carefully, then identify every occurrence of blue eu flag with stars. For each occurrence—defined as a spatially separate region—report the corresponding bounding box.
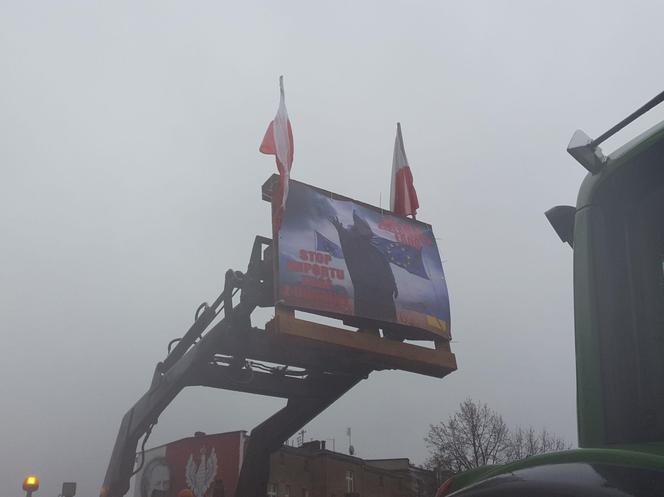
[370,236,429,279]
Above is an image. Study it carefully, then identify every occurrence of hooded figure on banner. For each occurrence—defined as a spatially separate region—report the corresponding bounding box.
[330,211,399,321]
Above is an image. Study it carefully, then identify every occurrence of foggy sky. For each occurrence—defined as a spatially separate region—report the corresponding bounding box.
[3,1,664,496]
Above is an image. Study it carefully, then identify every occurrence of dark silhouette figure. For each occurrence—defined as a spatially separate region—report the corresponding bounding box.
[330,211,398,322]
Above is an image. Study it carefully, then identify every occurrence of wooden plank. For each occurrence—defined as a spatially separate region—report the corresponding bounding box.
[267,313,457,378]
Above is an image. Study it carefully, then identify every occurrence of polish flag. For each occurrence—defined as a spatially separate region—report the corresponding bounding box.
[260,76,294,233]
[390,122,419,217]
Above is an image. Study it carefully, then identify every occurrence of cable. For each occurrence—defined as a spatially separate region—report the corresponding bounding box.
[131,422,155,477]
[167,338,181,354]
[166,288,242,355]
[195,302,210,321]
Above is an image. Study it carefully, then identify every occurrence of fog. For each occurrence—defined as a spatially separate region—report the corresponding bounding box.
[3,1,664,496]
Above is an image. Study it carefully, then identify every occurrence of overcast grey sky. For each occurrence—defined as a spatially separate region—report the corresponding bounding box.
[3,1,664,496]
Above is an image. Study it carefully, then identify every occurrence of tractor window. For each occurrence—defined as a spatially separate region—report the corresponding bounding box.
[594,145,664,444]
[624,182,664,437]
[631,184,664,325]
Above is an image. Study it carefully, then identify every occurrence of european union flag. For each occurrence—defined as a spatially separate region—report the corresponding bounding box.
[371,236,429,279]
[315,231,344,258]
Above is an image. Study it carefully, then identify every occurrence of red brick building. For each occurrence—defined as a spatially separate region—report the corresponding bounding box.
[267,441,437,497]
[132,433,439,497]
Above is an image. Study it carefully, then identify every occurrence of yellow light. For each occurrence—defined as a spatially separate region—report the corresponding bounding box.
[23,475,40,492]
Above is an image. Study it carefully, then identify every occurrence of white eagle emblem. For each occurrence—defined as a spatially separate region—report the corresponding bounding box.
[185,447,218,497]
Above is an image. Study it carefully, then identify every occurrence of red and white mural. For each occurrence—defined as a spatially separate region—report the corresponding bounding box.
[133,431,245,497]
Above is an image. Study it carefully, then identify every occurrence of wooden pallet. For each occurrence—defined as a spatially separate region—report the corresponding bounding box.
[259,309,457,378]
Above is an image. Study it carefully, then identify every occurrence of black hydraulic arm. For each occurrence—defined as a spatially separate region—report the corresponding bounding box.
[100,236,271,497]
[100,234,369,497]
[235,372,367,497]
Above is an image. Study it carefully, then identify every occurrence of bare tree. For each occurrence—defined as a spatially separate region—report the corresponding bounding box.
[425,400,571,473]
[425,399,510,472]
[506,426,570,462]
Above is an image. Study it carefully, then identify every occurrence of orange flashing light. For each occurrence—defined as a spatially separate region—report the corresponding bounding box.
[23,475,40,492]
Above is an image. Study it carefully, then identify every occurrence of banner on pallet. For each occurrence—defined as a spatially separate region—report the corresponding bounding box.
[275,180,450,339]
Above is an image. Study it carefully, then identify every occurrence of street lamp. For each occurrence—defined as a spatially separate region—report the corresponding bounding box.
[22,475,39,497]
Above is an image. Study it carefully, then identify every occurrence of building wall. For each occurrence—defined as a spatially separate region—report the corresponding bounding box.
[267,443,436,497]
[268,449,313,497]
[132,434,437,497]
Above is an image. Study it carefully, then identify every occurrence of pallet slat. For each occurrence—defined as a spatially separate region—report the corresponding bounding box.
[266,312,457,378]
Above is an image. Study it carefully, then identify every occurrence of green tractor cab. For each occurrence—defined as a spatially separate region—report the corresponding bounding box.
[438,92,664,496]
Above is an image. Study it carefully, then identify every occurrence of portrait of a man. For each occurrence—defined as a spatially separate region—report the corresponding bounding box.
[140,457,171,497]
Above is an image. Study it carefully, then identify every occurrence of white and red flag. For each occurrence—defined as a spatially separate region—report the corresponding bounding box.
[260,76,294,233]
[390,122,419,217]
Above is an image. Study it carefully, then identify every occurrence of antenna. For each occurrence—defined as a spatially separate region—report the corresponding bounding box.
[591,89,664,148]
[347,427,354,455]
[325,437,336,452]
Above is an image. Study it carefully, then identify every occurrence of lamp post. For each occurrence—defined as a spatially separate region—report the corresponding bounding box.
[22,475,39,497]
